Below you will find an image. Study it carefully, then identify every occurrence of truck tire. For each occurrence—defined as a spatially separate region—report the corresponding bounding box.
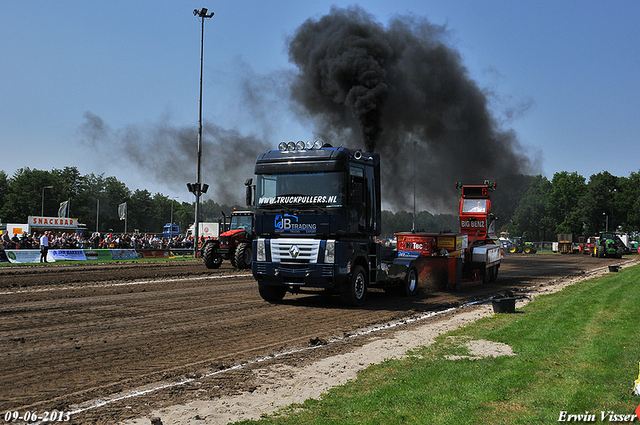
[258,284,286,302]
[340,265,367,307]
[234,242,253,269]
[508,246,516,254]
[203,242,222,269]
[401,267,418,297]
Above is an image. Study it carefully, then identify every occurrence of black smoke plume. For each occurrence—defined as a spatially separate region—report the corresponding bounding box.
[288,6,537,211]
[80,6,537,212]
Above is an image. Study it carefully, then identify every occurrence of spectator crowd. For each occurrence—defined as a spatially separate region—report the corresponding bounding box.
[1,230,195,251]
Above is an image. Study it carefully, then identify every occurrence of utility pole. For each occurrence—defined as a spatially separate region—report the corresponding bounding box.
[189,7,214,258]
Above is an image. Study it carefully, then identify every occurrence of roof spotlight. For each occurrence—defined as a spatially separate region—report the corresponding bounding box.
[287,141,296,151]
[305,140,314,149]
[313,140,323,149]
[278,142,288,152]
[296,140,305,150]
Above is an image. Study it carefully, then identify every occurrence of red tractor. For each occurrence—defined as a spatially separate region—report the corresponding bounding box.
[201,210,255,269]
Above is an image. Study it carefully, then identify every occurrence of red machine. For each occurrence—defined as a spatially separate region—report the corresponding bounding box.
[456,181,498,244]
[392,181,502,291]
[455,180,502,285]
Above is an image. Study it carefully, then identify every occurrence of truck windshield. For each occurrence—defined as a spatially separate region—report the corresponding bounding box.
[462,199,487,213]
[256,172,344,207]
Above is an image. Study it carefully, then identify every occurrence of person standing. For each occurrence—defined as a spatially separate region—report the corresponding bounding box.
[40,231,50,263]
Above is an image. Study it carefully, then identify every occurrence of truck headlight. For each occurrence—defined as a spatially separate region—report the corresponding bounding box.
[325,240,335,263]
[257,238,266,262]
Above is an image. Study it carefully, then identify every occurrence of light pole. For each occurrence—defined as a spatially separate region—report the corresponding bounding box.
[611,188,616,231]
[170,196,179,238]
[41,186,53,216]
[191,7,214,258]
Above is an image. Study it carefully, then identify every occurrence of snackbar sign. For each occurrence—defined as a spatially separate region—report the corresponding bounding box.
[29,216,79,228]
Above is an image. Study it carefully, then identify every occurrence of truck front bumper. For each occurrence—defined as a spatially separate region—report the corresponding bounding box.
[253,261,345,289]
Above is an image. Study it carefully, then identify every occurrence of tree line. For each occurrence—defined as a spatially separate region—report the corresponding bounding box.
[0,167,238,235]
[1,167,638,240]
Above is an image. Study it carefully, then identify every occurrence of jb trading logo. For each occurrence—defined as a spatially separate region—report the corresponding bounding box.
[274,214,316,232]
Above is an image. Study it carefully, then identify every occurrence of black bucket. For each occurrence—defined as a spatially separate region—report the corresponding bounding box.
[608,265,620,272]
[491,297,517,313]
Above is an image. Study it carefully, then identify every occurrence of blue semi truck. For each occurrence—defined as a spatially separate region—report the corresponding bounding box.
[247,141,418,306]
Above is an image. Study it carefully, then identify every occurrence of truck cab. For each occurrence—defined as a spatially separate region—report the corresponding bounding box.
[250,142,383,306]
[162,223,180,238]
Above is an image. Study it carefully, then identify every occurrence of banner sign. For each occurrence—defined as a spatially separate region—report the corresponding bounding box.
[5,250,53,263]
[28,216,79,228]
[111,249,138,260]
[136,249,172,259]
[58,200,69,218]
[4,249,138,263]
[118,203,127,220]
[50,249,86,261]
[84,250,113,261]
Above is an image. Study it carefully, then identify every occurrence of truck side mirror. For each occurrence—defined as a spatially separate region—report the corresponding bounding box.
[244,178,254,207]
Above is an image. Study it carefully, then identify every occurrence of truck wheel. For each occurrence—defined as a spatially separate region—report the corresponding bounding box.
[341,265,367,307]
[203,243,222,269]
[508,246,516,254]
[524,246,531,254]
[234,242,253,269]
[401,267,418,297]
[258,284,286,302]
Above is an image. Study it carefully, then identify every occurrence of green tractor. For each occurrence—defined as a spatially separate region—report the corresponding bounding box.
[508,237,537,254]
[595,232,625,259]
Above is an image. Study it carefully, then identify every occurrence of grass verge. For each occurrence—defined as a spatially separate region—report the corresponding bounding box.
[237,265,640,424]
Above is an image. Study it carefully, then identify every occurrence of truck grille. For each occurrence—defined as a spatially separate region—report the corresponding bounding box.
[271,239,320,263]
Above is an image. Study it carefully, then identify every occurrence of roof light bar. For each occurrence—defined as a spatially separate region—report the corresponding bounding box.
[277,140,324,152]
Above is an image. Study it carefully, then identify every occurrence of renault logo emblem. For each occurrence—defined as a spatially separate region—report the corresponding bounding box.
[289,245,300,258]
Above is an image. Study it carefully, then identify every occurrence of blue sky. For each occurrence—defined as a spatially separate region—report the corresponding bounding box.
[1,1,639,208]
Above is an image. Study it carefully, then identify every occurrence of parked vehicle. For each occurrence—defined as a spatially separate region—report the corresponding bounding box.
[201,211,254,269]
[595,232,626,259]
[509,237,537,254]
[162,223,180,238]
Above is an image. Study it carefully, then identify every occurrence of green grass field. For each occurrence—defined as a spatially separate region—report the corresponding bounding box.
[237,265,640,424]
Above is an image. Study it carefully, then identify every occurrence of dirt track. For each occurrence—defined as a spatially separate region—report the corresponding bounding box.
[0,254,634,424]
